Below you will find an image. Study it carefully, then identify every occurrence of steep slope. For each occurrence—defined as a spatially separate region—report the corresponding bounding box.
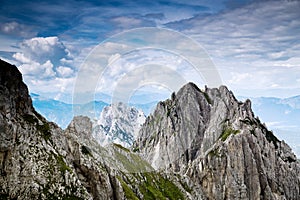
[65,116,194,199]
[93,102,146,147]
[134,82,300,199]
[0,59,95,199]
[134,83,243,170]
[0,59,191,199]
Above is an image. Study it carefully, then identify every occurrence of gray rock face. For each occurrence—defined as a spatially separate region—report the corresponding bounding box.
[0,60,97,199]
[0,60,34,152]
[134,83,225,170]
[134,82,300,199]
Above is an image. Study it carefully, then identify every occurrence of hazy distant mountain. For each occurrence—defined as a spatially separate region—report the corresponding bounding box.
[32,94,148,147]
[31,93,73,128]
[280,95,300,109]
[31,94,108,129]
[32,94,157,129]
[33,93,300,131]
[93,102,146,147]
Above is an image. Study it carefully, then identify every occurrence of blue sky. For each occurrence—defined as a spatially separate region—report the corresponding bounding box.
[1,0,300,103]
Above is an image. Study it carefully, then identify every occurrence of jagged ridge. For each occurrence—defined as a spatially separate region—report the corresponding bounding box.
[134,82,300,199]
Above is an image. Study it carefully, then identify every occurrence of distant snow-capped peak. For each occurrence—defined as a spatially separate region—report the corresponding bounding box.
[92,102,146,147]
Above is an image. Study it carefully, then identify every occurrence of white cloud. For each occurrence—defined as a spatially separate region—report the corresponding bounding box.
[1,22,18,33]
[94,48,201,97]
[18,36,69,63]
[271,83,279,88]
[165,1,300,97]
[56,66,74,77]
[111,16,143,28]
[12,36,74,78]
[10,36,78,97]
[0,21,37,38]
[108,53,121,66]
[169,1,300,60]
[229,72,252,84]
[284,110,291,115]
[273,57,300,68]
[28,76,75,96]
[3,1,299,100]
[19,60,56,78]
[23,37,58,52]
[12,52,31,63]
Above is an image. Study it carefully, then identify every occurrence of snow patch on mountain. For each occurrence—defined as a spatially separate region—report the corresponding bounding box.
[92,102,146,147]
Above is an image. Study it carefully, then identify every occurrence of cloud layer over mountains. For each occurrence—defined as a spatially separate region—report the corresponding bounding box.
[0,0,299,101]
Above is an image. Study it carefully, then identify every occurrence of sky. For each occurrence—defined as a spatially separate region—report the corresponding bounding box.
[1,0,300,104]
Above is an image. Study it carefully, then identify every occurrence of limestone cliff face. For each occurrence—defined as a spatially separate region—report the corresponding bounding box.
[134,82,300,199]
[134,83,245,170]
[0,60,34,152]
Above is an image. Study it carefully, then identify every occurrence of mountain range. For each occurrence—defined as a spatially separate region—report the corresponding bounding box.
[32,90,300,157]
[0,59,299,199]
[31,93,157,129]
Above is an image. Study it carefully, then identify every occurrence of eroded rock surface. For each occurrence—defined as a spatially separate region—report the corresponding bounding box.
[134,82,300,199]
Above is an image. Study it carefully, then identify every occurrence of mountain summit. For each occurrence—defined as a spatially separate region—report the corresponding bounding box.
[134,82,300,199]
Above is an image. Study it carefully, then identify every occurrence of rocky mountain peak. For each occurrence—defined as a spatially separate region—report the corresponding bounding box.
[0,59,33,118]
[134,82,300,199]
[134,82,253,170]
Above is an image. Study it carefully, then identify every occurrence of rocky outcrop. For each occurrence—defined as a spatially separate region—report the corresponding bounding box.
[64,116,189,199]
[134,83,212,170]
[0,59,33,118]
[134,82,300,199]
[0,60,93,199]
